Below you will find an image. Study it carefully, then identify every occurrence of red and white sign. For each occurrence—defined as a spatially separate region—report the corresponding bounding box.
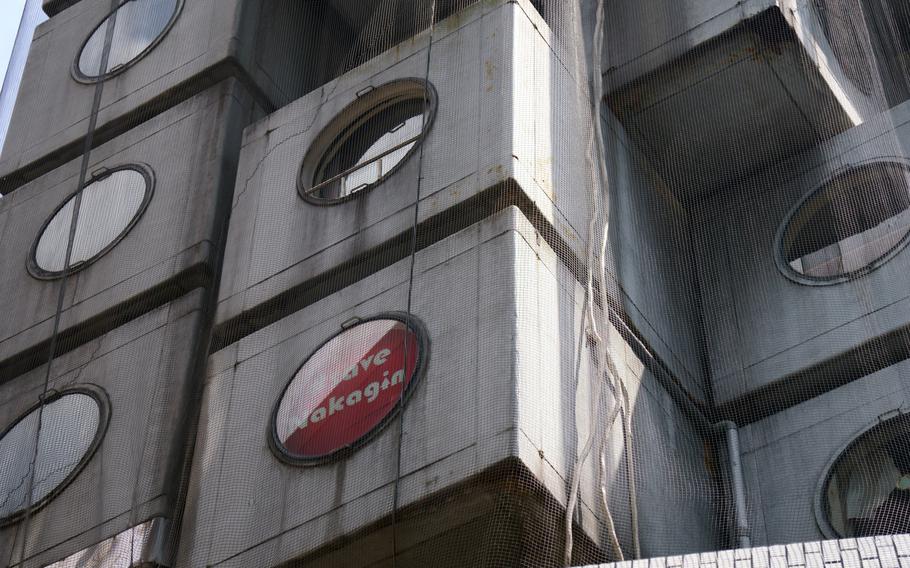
[274,318,422,460]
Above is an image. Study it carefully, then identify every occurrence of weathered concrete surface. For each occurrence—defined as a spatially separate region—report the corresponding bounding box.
[605,0,882,200]
[738,360,910,545]
[0,291,208,568]
[216,0,592,329]
[0,0,321,190]
[601,108,709,404]
[694,99,910,407]
[0,79,257,369]
[178,207,717,567]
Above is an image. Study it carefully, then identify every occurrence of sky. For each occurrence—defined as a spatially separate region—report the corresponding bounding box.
[0,0,27,89]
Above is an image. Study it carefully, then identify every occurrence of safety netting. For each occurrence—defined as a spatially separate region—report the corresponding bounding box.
[0,0,907,567]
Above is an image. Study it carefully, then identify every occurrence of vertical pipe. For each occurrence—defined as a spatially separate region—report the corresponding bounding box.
[717,420,751,549]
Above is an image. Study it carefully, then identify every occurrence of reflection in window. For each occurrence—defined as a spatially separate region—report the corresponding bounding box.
[824,414,910,537]
[77,0,180,80]
[34,167,149,276]
[780,162,910,281]
[0,393,102,521]
[273,317,424,463]
[301,80,435,203]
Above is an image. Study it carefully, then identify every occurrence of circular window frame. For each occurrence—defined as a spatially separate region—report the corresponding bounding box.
[268,312,430,467]
[0,384,111,527]
[774,158,910,286]
[814,409,909,539]
[297,78,438,206]
[28,163,155,280]
[71,0,184,84]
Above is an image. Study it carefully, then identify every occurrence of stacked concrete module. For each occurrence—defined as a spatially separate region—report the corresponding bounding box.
[180,206,719,567]
[0,292,210,568]
[738,360,910,544]
[0,0,322,192]
[693,99,910,413]
[215,0,593,343]
[0,79,258,378]
[603,0,885,200]
[184,0,724,563]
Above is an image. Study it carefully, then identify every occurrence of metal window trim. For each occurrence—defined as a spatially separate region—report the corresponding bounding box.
[297,78,438,206]
[773,157,910,286]
[0,383,112,527]
[71,0,185,84]
[268,311,431,467]
[814,407,910,539]
[27,162,155,280]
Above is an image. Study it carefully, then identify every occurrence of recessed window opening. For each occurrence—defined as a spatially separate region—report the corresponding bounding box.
[777,161,910,283]
[299,79,436,204]
[0,388,109,525]
[30,165,153,279]
[270,314,428,465]
[821,413,910,537]
[74,0,182,82]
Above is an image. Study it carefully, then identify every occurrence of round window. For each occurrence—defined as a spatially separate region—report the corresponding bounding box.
[74,0,182,82]
[298,79,437,204]
[29,165,153,279]
[270,314,429,465]
[0,387,110,525]
[776,161,910,285]
[817,412,910,538]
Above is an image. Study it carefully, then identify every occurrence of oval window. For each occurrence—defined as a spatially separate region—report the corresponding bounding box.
[270,314,429,465]
[819,412,910,538]
[30,165,153,278]
[298,79,437,204]
[777,161,910,284]
[0,388,109,525]
[75,0,182,82]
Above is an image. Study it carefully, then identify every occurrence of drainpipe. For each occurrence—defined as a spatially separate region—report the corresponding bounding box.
[716,421,751,549]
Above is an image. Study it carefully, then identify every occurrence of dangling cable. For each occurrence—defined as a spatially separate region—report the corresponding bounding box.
[16,1,120,565]
[392,1,437,566]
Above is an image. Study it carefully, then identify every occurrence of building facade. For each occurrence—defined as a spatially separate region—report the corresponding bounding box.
[0,0,907,566]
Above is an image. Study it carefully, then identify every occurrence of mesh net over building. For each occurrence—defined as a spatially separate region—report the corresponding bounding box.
[0,0,908,566]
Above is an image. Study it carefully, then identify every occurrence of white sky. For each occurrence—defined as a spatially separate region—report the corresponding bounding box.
[0,0,27,88]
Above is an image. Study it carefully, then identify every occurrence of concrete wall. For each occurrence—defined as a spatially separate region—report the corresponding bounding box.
[738,360,910,545]
[0,0,315,189]
[604,0,878,123]
[601,109,709,404]
[693,99,910,406]
[0,291,208,568]
[0,79,256,368]
[216,0,592,329]
[605,0,885,202]
[179,207,717,566]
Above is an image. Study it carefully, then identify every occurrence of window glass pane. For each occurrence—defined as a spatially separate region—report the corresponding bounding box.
[825,415,910,537]
[781,162,910,280]
[0,393,101,519]
[274,318,422,461]
[78,0,179,78]
[315,97,427,200]
[35,168,148,274]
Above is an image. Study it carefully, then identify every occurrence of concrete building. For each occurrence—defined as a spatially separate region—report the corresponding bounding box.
[0,0,906,567]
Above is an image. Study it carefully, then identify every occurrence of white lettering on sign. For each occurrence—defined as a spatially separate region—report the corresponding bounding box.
[342,348,393,382]
[295,368,404,430]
